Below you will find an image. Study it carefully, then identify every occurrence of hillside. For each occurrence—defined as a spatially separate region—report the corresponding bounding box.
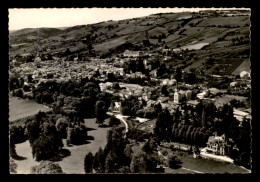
[9,10,250,76]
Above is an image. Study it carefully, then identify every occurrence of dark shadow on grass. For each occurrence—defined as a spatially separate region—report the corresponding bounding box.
[154,167,165,173]
[86,127,97,131]
[69,140,91,146]
[98,124,110,128]
[50,149,71,162]
[11,155,27,161]
[170,164,182,169]
[86,135,95,140]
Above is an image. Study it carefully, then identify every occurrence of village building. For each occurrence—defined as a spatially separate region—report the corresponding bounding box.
[233,108,250,123]
[240,71,250,79]
[123,50,144,58]
[205,134,228,156]
[109,101,121,113]
[174,88,192,104]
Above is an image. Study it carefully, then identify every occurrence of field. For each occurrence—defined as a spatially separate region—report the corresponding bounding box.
[214,94,248,108]
[175,151,250,174]
[9,97,52,122]
[232,59,251,75]
[159,149,250,174]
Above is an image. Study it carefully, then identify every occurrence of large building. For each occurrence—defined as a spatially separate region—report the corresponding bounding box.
[123,50,144,58]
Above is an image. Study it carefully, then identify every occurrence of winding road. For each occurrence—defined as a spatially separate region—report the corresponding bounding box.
[107,112,129,136]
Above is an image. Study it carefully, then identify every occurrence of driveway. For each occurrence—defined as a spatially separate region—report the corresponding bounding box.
[107,112,129,134]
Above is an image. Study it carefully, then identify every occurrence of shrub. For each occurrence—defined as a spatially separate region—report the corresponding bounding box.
[56,117,69,138]
[136,110,145,118]
[162,150,168,156]
[67,124,88,145]
[14,88,23,98]
[30,161,63,174]
[109,115,120,126]
[167,155,182,169]
[9,125,27,144]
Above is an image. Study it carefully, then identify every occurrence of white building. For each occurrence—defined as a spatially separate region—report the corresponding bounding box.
[123,50,144,58]
[240,71,250,79]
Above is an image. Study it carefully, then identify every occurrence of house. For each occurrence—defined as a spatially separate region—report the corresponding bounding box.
[205,134,227,155]
[174,89,190,104]
[110,101,121,113]
[233,108,250,122]
[123,50,144,58]
[161,79,176,86]
[197,90,209,99]
[187,100,199,108]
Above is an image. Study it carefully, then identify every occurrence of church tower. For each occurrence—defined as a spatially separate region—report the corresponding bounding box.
[174,82,179,104]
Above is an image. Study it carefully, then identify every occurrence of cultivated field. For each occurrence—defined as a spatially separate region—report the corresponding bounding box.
[9,97,52,122]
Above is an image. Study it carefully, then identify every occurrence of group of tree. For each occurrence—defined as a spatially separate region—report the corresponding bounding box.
[121,95,143,118]
[66,123,88,145]
[123,58,147,74]
[135,102,162,119]
[108,115,121,127]
[26,111,63,161]
[153,108,173,142]
[95,100,108,126]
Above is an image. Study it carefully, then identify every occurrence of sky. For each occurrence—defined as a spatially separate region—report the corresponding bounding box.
[8,8,249,31]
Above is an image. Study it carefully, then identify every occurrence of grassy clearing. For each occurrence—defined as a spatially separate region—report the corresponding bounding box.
[14,140,40,174]
[137,119,156,133]
[13,118,113,174]
[176,151,249,174]
[9,97,52,123]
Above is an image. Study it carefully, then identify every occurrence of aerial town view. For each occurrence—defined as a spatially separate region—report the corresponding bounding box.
[9,8,251,174]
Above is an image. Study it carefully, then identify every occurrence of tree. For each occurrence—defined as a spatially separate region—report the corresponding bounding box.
[142,139,153,154]
[184,72,197,84]
[64,48,71,56]
[9,128,17,158]
[107,72,117,82]
[67,124,88,145]
[130,152,158,173]
[30,161,63,174]
[84,152,94,173]
[93,147,105,173]
[175,67,182,82]
[201,107,207,127]
[167,155,181,169]
[112,82,120,90]
[154,108,173,142]
[31,123,63,161]
[161,85,168,96]
[95,101,107,126]
[105,151,116,173]
[27,74,33,83]
[108,115,120,127]
[14,88,23,98]
[9,76,19,91]
[136,58,146,74]
[55,117,69,139]
[23,84,30,92]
